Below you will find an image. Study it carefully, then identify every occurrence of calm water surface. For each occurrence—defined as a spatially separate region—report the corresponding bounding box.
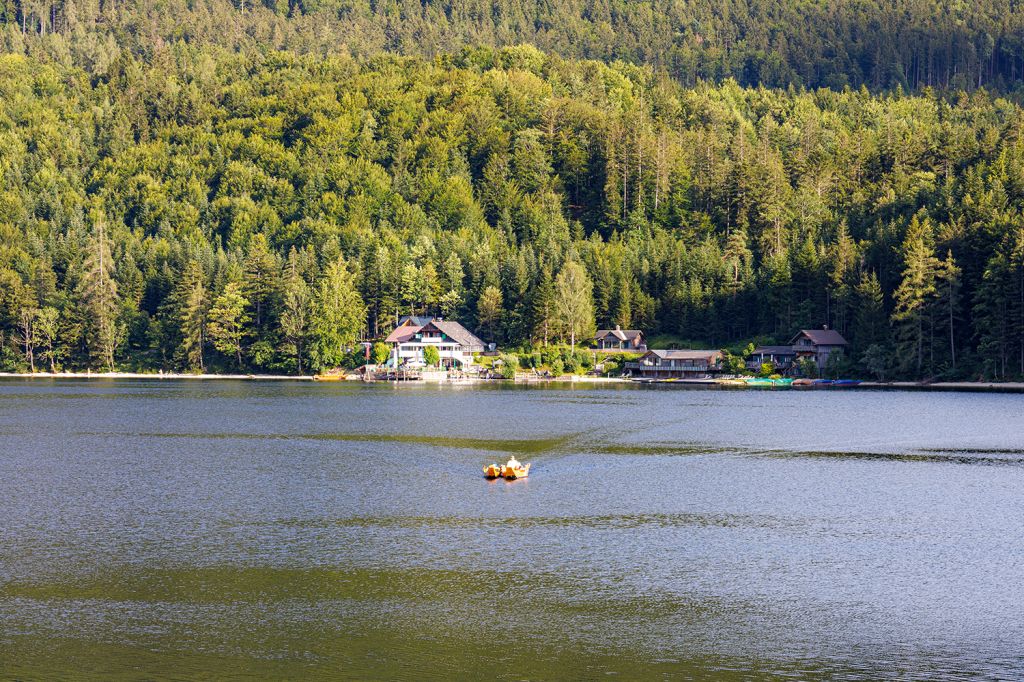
[1,380,1023,680]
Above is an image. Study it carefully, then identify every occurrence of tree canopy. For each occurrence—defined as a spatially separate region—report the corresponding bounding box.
[3,19,1024,378]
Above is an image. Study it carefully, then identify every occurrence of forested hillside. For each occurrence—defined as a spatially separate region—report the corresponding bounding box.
[4,0,1024,379]
[3,46,1024,378]
[3,0,1024,92]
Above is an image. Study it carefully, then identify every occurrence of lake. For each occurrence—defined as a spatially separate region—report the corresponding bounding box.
[1,379,1023,680]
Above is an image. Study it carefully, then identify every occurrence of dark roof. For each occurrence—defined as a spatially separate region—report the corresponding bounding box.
[791,329,848,346]
[596,328,643,341]
[398,315,433,327]
[646,349,722,360]
[752,345,796,355]
[430,320,485,350]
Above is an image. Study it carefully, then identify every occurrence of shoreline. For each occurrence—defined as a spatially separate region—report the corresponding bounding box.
[2,372,1024,393]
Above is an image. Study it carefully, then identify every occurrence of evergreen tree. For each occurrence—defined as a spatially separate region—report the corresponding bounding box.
[77,205,121,371]
[208,282,251,369]
[309,258,366,371]
[892,217,938,376]
[280,253,312,373]
[477,285,504,342]
[177,262,210,372]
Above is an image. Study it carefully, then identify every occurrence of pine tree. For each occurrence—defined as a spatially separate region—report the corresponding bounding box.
[78,204,121,371]
[891,216,938,376]
[243,233,279,329]
[280,252,311,373]
[177,262,209,372]
[476,285,504,342]
[934,251,961,371]
[853,271,888,350]
[208,282,251,369]
[531,267,556,346]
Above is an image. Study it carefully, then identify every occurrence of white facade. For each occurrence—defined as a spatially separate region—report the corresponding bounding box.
[387,321,482,368]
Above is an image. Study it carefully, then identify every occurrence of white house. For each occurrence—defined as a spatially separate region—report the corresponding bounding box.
[384,317,485,368]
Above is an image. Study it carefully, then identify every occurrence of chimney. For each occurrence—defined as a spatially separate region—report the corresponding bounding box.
[822,324,829,330]
[615,324,621,331]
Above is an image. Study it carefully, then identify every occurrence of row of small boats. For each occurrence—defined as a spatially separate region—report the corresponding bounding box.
[718,378,862,388]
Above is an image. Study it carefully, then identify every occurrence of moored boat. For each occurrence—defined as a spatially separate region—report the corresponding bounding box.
[793,378,814,386]
[483,463,503,479]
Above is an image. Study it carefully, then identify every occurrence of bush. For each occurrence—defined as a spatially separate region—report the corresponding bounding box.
[423,345,440,367]
[372,341,391,365]
[549,358,564,376]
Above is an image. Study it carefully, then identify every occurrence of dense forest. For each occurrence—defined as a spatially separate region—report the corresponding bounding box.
[3,3,1024,378]
[5,0,1024,92]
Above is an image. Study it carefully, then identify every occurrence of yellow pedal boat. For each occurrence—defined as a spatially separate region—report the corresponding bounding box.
[503,463,530,480]
[483,463,504,479]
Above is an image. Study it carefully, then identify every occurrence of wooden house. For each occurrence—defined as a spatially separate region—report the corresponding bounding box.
[625,349,723,379]
[790,327,848,372]
[594,326,647,351]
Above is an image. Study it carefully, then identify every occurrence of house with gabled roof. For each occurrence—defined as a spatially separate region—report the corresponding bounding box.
[594,326,647,351]
[384,317,485,368]
[790,327,848,372]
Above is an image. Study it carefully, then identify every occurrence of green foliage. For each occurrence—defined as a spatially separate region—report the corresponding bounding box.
[423,345,440,367]
[861,344,889,381]
[208,282,251,369]
[797,358,819,379]
[372,342,391,366]
[498,353,519,379]
[309,258,366,371]
[0,44,1024,379]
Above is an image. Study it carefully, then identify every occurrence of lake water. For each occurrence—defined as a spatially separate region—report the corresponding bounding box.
[1,379,1023,680]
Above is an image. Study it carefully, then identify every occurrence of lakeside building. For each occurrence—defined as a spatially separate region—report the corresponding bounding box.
[594,326,647,352]
[790,328,848,371]
[747,346,797,372]
[747,328,849,374]
[384,317,485,369]
[625,349,723,379]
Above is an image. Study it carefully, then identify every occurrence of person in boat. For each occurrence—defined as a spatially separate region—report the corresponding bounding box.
[506,456,522,470]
